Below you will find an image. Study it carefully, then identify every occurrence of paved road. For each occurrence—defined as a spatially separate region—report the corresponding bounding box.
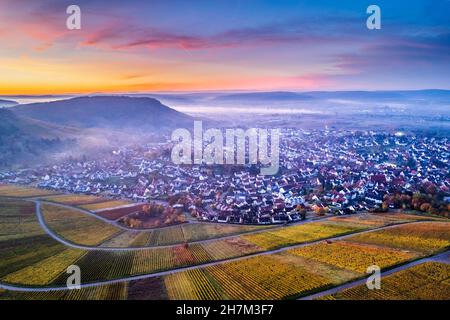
[34,200,420,251]
[0,219,442,292]
[1,196,448,295]
[29,196,314,233]
[299,250,450,300]
[34,199,331,250]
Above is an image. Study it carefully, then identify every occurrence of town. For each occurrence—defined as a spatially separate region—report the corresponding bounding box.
[1,128,449,225]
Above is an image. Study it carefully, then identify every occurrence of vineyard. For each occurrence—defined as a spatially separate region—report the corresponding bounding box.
[2,248,87,286]
[242,221,365,250]
[288,241,416,273]
[164,255,335,300]
[0,282,128,300]
[326,262,450,300]
[0,193,448,300]
[95,204,147,220]
[100,222,269,248]
[41,204,121,246]
[344,222,450,254]
[327,212,438,228]
[0,200,70,281]
[50,243,216,284]
[3,260,449,300]
[80,200,133,212]
[0,199,44,241]
[201,238,262,260]
[0,185,59,198]
[42,194,106,206]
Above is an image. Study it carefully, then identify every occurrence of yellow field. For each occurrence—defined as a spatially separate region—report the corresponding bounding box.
[326,262,450,300]
[41,204,121,246]
[131,244,214,276]
[208,255,333,299]
[42,194,105,205]
[164,254,334,300]
[345,222,450,254]
[0,194,448,300]
[242,221,364,250]
[1,248,86,285]
[0,282,128,300]
[201,237,262,260]
[165,269,224,300]
[0,185,59,198]
[80,200,133,211]
[327,212,437,228]
[288,241,416,273]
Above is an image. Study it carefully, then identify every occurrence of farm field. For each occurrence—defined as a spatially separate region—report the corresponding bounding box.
[100,222,271,248]
[3,261,449,300]
[95,204,147,220]
[3,216,448,289]
[241,221,367,250]
[51,243,215,284]
[327,212,441,228]
[0,200,69,281]
[41,204,121,246]
[42,194,106,206]
[0,185,59,198]
[0,282,128,300]
[2,248,87,286]
[167,255,334,300]
[344,222,450,254]
[80,200,133,212]
[288,241,417,273]
[323,262,450,300]
[0,192,449,300]
[98,212,437,249]
[0,233,67,280]
[0,199,44,241]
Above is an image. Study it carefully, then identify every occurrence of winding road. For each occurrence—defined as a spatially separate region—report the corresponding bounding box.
[34,199,330,250]
[1,205,448,293]
[0,197,448,298]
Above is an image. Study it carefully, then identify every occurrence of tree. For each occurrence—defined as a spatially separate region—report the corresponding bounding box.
[420,203,431,212]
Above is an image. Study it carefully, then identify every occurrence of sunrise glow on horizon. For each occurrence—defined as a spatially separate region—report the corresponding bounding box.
[1,0,449,95]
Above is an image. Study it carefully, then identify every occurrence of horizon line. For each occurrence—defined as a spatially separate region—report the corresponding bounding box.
[1,88,450,97]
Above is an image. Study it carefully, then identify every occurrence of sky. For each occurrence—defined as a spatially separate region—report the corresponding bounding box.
[0,0,449,94]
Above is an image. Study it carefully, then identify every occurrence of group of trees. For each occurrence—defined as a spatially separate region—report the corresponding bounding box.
[382,192,450,218]
[121,202,185,228]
